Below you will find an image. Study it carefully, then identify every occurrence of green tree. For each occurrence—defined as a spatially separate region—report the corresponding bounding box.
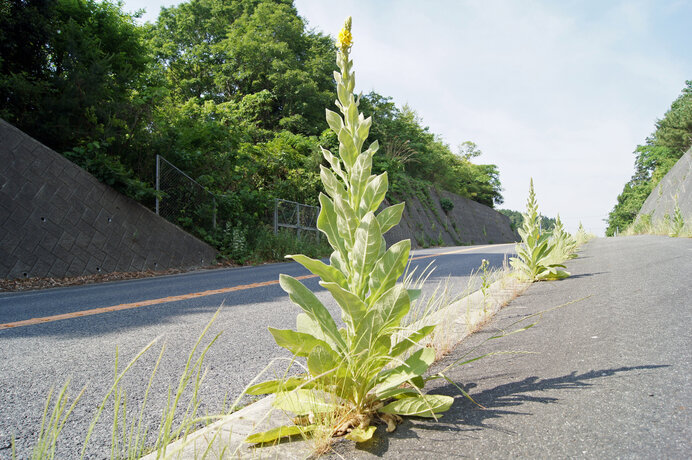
[606,81,692,235]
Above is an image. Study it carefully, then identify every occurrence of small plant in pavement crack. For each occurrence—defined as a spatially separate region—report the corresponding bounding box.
[510,179,569,281]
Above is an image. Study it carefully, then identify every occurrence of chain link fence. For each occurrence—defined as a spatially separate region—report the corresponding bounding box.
[154,156,322,242]
[273,198,320,240]
[155,155,216,231]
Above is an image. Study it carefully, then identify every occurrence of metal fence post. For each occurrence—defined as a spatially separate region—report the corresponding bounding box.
[274,199,279,235]
[155,154,160,215]
[212,196,217,230]
[296,202,301,239]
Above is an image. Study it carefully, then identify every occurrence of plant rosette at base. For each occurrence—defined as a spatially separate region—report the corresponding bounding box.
[243,17,452,445]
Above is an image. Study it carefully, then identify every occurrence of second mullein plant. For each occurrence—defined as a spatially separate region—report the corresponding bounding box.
[244,18,453,444]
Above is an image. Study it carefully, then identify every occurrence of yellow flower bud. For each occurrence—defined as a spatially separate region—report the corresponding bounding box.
[336,17,353,51]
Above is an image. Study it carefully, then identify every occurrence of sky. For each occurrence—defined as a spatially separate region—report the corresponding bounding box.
[123,0,692,235]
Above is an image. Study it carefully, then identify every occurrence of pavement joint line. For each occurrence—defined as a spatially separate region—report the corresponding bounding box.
[0,244,513,330]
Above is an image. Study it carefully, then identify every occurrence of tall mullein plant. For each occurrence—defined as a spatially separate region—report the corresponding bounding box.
[510,179,569,281]
[245,18,452,445]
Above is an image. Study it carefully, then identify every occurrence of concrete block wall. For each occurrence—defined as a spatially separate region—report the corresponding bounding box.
[384,186,518,249]
[0,119,217,280]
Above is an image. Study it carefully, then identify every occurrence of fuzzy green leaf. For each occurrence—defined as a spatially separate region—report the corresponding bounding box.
[368,239,410,306]
[279,275,345,351]
[379,394,453,418]
[390,325,435,358]
[320,165,347,202]
[351,212,382,294]
[334,194,358,248]
[244,424,314,444]
[375,347,435,397]
[273,390,335,415]
[245,377,310,395]
[288,254,347,288]
[318,193,346,256]
[325,109,344,134]
[307,345,340,376]
[359,172,388,217]
[345,425,377,443]
[377,203,405,234]
[320,281,367,329]
[268,327,333,357]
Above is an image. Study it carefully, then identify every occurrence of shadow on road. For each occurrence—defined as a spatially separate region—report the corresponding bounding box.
[351,364,669,456]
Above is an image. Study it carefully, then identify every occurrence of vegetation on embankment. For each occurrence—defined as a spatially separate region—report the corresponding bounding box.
[0,0,504,260]
[606,81,692,236]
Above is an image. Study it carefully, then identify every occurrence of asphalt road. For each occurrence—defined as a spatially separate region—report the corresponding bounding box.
[0,243,514,459]
[329,235,692,459]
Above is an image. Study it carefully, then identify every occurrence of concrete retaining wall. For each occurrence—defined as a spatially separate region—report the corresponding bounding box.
[0,119,217,280]
[384,187,518,249]
[636,148,692,222]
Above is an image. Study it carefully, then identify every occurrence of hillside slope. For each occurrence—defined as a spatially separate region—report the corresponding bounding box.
[635,147,692,223]
[384,186,518,249]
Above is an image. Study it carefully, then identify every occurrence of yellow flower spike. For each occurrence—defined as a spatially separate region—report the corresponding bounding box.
[336,16,353,51]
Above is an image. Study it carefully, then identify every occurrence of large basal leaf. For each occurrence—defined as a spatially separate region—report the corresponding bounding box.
[320,281,367,329]
[389,325,436,358]
[379,394,454,418]
[345,425,377,443]
[279,275,346,351]
[307,344,341,377]
[375,347,435,397]
[273,390,335,416]
[351,212,382,294]
[367,239,410,306]
[296,313,337,350]
[371,284,410,330]
[268,327,333,357]
[288,254,348,288]
[245,377,311,395]
[376,203,405,234]
[245,424,316,444]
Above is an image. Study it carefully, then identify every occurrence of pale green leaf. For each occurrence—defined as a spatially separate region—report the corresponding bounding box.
[325,109,344,134]
[367,239,410,306]
[245,377,310,395]
[334,194,358,248]
[379,394,453,418]
[279,275,345,351]
[320,281,367,329]
[320,165,347,202]
[288,254,347,288]
[375,347,434,397]
[345,425,377,443]
[359,172,388,217]
[376,203,405,234]
[273,390,335,415]
[351,212,382,294]
[268,327,333,357]
[389,325,435,358]
[307,345,340,376]
[244,424,314,444]
[317,193,346,256]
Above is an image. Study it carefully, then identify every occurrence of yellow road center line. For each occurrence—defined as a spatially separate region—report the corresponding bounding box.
[0,244,513,330]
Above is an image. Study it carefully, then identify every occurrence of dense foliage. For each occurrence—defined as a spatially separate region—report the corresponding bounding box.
[498,209,555,232]
[0,0,504,259]
[606,81,692,236]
